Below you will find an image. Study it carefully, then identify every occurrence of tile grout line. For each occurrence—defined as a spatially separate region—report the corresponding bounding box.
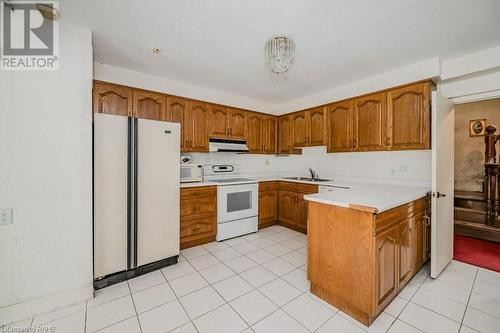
[160,270,201,333]
[459,268,477,330]
[127,281,144,333]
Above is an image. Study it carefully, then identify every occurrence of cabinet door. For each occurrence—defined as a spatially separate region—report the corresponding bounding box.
[278,190,296,225]
[259,190,278,224]
[308,107,325,146]
[263,116,277,154]
[247,113,263,153]
[209,105,229,138]
[354,92,387,151]
[229,109,246,139]
[326,100,354,152]
[412,211,425,270]
[278,115,293,154]
[133,90,166,121]
[296,193,309,231]
[189,102,210,152]
[387,82,430,150]
[168,97,189,151]
[423,208,431,261]
[292,111,308,147]
[375,225,398,310]
[398,220,413,287]
[93,82,132,116]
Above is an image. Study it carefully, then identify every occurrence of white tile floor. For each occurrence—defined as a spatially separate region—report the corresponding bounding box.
[4,225,500,333]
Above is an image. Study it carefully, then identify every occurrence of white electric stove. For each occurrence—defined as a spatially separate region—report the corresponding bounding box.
[204,165,258,241]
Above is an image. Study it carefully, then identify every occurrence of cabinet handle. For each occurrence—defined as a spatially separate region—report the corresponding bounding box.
[386,137,391,145]
[353,139,357,147]
[192,227,201,232]
[348,139,353,147]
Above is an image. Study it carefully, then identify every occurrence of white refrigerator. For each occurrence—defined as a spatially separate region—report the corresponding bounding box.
[93,113,180,281]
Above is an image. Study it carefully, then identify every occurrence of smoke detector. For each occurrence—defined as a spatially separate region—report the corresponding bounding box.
[153,47,161,54]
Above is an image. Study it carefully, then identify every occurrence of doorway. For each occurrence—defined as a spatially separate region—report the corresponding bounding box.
[453,98,500,272]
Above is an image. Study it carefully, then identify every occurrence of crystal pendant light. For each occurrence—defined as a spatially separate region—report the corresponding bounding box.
[265,36,295,74]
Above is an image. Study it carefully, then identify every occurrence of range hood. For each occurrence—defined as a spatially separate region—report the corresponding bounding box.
[209,138,249,153]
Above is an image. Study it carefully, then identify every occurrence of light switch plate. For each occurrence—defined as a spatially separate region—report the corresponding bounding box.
[0,208,13,225]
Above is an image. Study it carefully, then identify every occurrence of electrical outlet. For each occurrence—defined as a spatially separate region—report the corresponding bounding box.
[0,208,12,225]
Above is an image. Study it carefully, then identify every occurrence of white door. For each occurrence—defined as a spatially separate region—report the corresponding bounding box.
[137,119,180,267]
[94,113,129,278]
[430,90,455,278]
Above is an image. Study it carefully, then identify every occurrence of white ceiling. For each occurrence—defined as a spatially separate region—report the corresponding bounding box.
[61,0,500,104]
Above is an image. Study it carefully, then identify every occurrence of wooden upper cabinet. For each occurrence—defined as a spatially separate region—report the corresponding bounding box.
[93,82,132,117]
[188,101,210,152]
[167,96,189,151]
[133,90,166,121]
[209,106,246,139]
[354,92,387,151]
[308,107,325,146]
[375,224,398,311]
[262,116,277,154]
[209,105,230,138]
[327,100,354,152]
[292,111,308,147]
[278,115,293,154]
[247,113,263,153]
[290,108,325,148]
[387,82,431,150]
[228,109,246,139]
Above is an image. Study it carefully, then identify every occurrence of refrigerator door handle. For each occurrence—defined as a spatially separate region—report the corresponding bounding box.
[128,117,138,270]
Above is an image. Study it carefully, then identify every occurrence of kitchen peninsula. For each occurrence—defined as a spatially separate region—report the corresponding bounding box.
[304,184,430,326]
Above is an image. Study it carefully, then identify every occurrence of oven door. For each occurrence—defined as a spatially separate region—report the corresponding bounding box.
[217,183,258,223]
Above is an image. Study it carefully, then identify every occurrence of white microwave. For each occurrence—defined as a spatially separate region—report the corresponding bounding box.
[180,164,203,183]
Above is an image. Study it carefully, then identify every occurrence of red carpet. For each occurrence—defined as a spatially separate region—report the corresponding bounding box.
[454,234,500,272]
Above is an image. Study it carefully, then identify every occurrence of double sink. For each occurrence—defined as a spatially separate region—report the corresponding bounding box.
[282,176,332,182]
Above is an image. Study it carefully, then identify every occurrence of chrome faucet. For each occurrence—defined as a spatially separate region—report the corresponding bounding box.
[309,168,317,181]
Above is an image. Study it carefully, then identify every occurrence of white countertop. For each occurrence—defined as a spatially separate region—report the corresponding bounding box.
[304,183,430,213]
[180,176,429,213]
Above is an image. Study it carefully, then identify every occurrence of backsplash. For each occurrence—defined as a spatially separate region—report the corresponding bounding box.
[188,146,431,187]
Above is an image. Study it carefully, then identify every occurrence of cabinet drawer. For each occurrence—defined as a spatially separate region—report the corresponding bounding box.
[181,186,216,200]
[259,181,279,191]
[180,217,215,239]
[181,196,216,220]
[279,181,318,194]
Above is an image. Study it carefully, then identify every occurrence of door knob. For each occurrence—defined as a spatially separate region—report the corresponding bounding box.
[432,192,447,198]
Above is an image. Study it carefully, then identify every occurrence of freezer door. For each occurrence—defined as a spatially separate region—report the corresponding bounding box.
[136,119,181,267]
[94,113,129,278]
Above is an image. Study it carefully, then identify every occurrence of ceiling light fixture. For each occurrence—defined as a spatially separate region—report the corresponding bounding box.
[265,36,295,74]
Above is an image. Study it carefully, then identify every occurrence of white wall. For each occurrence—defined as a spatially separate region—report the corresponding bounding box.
[440,45,500,104]
[94,63,278,114]
[189,147,431,187]
[0,22,93,324]
[276,58,440,114]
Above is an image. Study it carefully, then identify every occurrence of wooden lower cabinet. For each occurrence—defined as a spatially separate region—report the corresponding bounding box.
[375,225,399,311]
[277,182,318,233]
[258,181,278,228]
[180,186,217,249]
[308,196,431,326]
[397,220,413,288]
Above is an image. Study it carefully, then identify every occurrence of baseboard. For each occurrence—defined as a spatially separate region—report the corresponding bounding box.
[0,284,93,326]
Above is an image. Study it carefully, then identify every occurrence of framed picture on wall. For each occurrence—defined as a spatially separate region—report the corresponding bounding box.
[469,119,487,136]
